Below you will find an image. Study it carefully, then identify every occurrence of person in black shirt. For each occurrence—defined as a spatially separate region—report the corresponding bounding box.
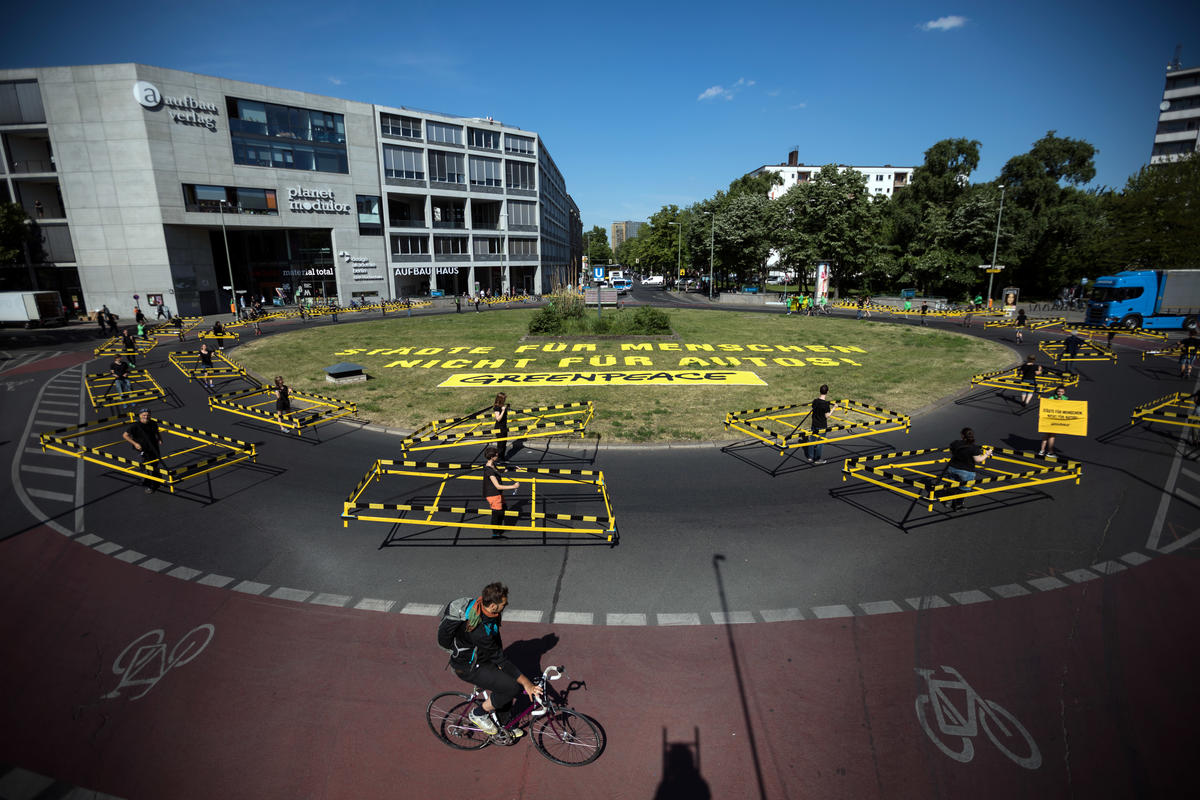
[482,446,519,539]
[1179,330,1199,378]
[120,328,139,368]
[449,582,543,735]
[1015,309,1027,343]
[1018,355,1041,407]
[1063,333,1085,360]
[110,355,131,397]
[945,427,990,510]
[273,376,291,431]
[172,315,185,341]
[122,408,164,494]
[492,392,510,461]
[198,342,215,388]
[804,384,837,465]
[919,301,929,326]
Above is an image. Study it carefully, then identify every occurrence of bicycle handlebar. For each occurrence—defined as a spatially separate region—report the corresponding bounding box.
[541,665,565,683]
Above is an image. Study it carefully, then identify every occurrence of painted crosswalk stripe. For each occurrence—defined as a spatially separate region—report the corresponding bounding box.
[27,488,74,503]
[1064,569,1099,583]
[355,598,396,612]
[232,580,270,595]
[115,550,145,564]
[553,611,594,625]
[503,609,544,623]
[759,607,804,622]
[138,558,171,572]
[399,602,442,616]
[812,604,855,619]
[94,542,122,555]
[21,465,74,477]
[950,590,991,605]
[990,584,1031,598]
[167,566,202,581]
[605,613,647,626]
[197,574,234,588]
[905,595,950,610]
[1028,576,1068,591]
[859,600,904,615]
[656,612,702,626]
[311,593,351,607]
[76,534,102,546]
[270,587,314,602]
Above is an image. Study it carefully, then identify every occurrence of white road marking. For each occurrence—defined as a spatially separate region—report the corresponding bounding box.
[311,593,351,607]
[606,613,647,626]
[1064,569,1099,583]
[553,611,594,625]
[26,488,74,503]
[197,574,234,588]
[812,604,855,619]
[990,584,1031,598]
[949,590,991,605]
[710,611,755,624]
[657,612,702,626]
[270,587,314,602]
[94,542,122,555]
[75,534,102,546]
[503,609,544,623]
[21,465,74,477]
[1028,576,1068,591]
[167,566,202,581]
[1121,552,1151,566]
[115,550,145,564]
[355,598,396,612]
[906,596,950,610]
[399,602,441,616]
[232,581,270,595]
[138,558,171,572]
[759,607,804,622]
[859,600,904,615]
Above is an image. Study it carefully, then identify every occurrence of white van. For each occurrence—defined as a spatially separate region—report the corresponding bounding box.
[641,275,664,287]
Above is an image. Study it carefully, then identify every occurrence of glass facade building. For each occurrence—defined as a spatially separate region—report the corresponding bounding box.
[0,63,575,316]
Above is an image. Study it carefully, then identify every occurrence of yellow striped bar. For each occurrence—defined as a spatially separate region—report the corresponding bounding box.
[400,401,595,453]
[342,458,615,541]
[1130,391,1200,429]
[208,385,358,435]
[842,446,1082,511]
[84,369,167,411]
[724,399,910,456]
[1038,339,1118,364]
[37,412,258,494]
[971,365,1080,393]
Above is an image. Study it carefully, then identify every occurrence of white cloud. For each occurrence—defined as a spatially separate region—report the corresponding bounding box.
[920,15,967,31]
[328,76,344,85]
[697,77,756,102]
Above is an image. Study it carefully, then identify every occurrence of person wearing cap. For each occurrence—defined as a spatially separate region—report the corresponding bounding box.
[122,408,164,494]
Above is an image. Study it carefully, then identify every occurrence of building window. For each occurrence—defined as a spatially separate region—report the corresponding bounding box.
[429,151,465,184]
[469,128,500,149]
[381,113,422,139]
[427,121,463,145]
[507,200,537,227]
[798,171,811,182]
[228,97,348,174]
[469,156,503,187]
[505,134,534,156]
[357,195,382,236]
[508,238,537,257]
[434,236,469,255]
[506,161,535,190]
[383,145,425,180]
[431,200,465,228]
[182,184,278,215]
[473,237,502,255]
[876,174,884,181]
[392,235,429,255]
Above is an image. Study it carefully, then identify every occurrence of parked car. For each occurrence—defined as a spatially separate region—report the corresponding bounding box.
[641,275,664,287]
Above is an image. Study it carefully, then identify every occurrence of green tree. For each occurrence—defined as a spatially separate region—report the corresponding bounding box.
[583,225,613,266]
[0,202,44,266]
[772,165,881,293]
[1097,155,1200,269]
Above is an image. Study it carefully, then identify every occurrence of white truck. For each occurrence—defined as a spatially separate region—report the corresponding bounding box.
[0,291,67,327]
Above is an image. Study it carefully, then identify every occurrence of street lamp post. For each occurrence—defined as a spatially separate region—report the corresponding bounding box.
[218,199,237,316]
[987,185,1006,308]
[702,211,715,300]
[668,221,682,290]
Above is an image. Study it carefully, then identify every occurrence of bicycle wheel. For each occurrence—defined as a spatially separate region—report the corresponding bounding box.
[426,692,491,751]
[531,708,603,766]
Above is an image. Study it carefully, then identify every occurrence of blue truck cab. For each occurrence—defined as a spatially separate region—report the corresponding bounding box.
[1085,269,1200,331]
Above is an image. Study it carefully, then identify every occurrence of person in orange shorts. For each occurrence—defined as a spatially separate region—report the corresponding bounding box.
[481,446,520,539]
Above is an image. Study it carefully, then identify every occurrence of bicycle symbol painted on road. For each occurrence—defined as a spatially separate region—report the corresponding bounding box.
[914,665,1042,769]
[103,624,215,700]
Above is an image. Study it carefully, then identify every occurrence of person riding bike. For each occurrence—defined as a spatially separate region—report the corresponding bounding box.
[449,582,543,735]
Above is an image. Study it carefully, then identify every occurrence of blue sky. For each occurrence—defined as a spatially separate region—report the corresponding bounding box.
[4,0,1198,233]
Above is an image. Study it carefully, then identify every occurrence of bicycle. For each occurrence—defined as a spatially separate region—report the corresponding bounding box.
[914,665,1041,769]
[426,665,604,766]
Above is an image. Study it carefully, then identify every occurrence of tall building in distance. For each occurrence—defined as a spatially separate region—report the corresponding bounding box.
[1151,51,1200,165]
[0,63,575,315]
[752,150,915,199]
[610,220,644,253]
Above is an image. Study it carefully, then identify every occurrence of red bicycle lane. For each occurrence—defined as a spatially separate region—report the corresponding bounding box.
[0,526,1196,799]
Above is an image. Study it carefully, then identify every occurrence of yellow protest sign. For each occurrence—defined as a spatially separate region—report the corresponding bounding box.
[438,370,768,388]
[1038,398,1088,436]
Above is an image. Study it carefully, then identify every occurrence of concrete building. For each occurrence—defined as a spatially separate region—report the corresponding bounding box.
[752,150,915,199]
[1150,58,1200,165]
[609,220,644,252]
[0,63,574,317]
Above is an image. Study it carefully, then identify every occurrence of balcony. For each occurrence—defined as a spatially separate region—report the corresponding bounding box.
[8,158,55,174]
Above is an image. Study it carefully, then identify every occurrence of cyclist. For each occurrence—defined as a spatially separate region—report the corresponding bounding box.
[450,582,543,735]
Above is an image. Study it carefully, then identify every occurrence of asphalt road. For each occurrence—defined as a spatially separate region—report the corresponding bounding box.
[2,301,1198,798]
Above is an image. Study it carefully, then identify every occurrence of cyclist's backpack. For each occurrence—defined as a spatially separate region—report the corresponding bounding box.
[437,596,476,660]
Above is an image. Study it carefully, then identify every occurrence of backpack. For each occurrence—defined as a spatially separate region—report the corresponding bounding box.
[437,596,476,660]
